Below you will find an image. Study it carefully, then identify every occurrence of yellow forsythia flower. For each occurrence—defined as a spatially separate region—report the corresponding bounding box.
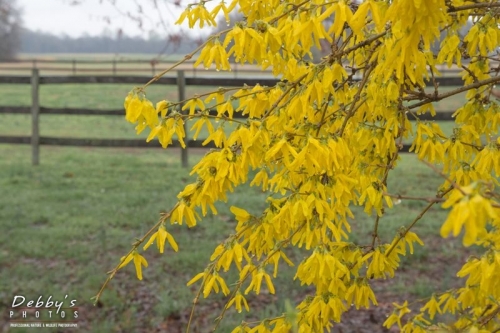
[118,250,148,280]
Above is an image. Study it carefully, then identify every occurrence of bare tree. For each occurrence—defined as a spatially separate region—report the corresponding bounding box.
[0,0,22,60]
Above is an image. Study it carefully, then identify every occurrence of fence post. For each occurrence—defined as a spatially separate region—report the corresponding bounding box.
[31,69,40,166]
[112,60,117,75]
[72,59,76,75]
[177,70,188,168]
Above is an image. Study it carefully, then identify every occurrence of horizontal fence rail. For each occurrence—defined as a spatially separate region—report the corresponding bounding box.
[0,58,262,77]
[0,69,464,166]
[0,106,456,120]
[0,135,415,152]
[0,75,282,86]
[0,75,466,86]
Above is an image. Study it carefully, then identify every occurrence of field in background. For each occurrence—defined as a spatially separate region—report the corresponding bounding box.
[0,53,269,77]
[0,61,480,331]
[16,53,185,61]
[0,53,463,78]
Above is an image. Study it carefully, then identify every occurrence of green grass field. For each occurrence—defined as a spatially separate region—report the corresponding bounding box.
[0,73,477,332]
[0,145,471,332]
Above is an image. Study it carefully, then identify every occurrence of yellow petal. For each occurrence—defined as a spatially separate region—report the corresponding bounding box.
[143,232,158,251]
[187,272,205,286]
[166,232,179,252]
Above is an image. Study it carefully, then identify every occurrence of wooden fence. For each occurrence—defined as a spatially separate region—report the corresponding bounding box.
[0,58,260,77]
[0,69,462,166]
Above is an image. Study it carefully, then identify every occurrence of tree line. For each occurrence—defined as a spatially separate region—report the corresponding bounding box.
[19,29,202,55]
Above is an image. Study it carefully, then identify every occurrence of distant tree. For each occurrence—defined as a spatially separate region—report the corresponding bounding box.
[19,29,201,55]
[0,0,22,60]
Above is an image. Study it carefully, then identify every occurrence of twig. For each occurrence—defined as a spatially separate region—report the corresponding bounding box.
[268,0,311,25]
[211,221,306,332]
[93,202,180,305]
[479,305,500,327]
[383,193,445,203]
[385,186,453,256]
[185,270,209,333]
[185,225,251,333]
[142,29,231,89]
[421,160,465,195]
[408,76,500,110]
[262,73,308,119]
[338,63,375,136]
[461,64,479,83]
[336,30,387,59]
[182,113,247,126]
[429,66,439,96]
[447,2,500,13]
[315,93,332,136]
[371,215,382,248]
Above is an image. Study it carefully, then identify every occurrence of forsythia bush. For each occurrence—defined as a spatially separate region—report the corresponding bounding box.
[95,0,500,331]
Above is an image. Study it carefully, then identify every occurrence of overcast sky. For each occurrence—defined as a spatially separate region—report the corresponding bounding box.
[17,0,188,38]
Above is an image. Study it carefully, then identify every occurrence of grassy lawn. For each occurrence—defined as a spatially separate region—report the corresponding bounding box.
[0,145,472,332]
[0,145,270,332]
[0,78,477,332]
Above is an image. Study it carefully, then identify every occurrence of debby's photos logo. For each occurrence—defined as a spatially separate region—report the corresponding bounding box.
[9,295,79,329]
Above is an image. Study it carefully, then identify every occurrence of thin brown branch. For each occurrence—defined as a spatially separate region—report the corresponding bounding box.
[315,94,332,136]
[371,86,407,248]
[371,215,382,248]
[408,76,500,110]
[185,224,252,333]
[262,73,308,119]
[93,202,180,305]
[211,221,307,332]
[461,64,479,83]
[383,192,445,203]
[336,30,387,58]
[269,0,311,25]
[386,186,453,257]
[429,66,439,96]
[479,305,500,327]
[421,160,466,195]
[339,63,375,136]
[143,29,231,89]
[447,2,500,13]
